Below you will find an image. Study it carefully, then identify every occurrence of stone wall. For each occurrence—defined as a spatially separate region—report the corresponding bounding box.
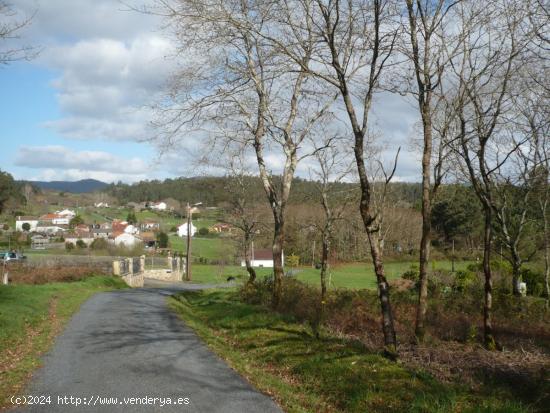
[112,256,145,288]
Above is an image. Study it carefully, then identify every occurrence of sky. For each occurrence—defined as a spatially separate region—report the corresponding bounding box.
[0,0,422,184]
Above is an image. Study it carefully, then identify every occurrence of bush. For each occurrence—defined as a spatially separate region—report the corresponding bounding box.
[286,254,300,267]
[402,265,419,282]
[90,238,109,250]
[22,222,30,231]
[198,227,209,236]
[170,226,177,232]
[2,224,8,231]
[65,242,75,251]
[521,268,545,297]
[452,270,477,292]
[157,231,169,248]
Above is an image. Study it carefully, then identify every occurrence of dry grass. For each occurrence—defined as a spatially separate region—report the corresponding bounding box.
[3,263,108,285]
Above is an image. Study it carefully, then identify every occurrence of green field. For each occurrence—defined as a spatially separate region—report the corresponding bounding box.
[169,235,235,260]
[186,260,474,289]
[0,276,128,406]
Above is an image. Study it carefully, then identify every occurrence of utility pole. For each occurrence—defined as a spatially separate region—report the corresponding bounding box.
[185,202,202,282]
[312,239,316,268]
[186,203,192,281]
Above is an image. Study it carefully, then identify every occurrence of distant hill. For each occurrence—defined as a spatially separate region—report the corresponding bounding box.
[21,179,109,193]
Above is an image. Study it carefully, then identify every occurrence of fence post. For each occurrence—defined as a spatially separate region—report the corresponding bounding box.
[182,257,187,277]
[140,255,145,273]
[176,257,181,275]
[113,260,120,276]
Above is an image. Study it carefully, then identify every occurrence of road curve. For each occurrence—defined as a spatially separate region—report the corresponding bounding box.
[16,281,282,413]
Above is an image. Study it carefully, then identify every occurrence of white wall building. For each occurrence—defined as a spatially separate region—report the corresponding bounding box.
[150,202,167,211]
[177,222,197,237]
[240,249,284,268]
[114,233,141,247]
[15,216,39,232]
[56,209,76,217]
[124,224,139,235]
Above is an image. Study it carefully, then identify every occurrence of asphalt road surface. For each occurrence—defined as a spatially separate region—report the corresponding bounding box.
[16,281,282,413]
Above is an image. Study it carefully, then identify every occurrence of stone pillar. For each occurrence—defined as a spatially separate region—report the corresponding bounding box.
[127,258,133,275]
[167,255,173,272]
[113,260,120,276]
[2,271,8,285]
[181,257,187,275]
[176,257,181,274]
[140,255,145,273]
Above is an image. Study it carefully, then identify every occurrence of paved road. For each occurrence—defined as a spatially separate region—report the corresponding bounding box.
[17,281,282,413]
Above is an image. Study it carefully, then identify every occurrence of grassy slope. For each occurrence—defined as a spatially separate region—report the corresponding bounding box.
[169,290,532,413]
[0,276,128,407]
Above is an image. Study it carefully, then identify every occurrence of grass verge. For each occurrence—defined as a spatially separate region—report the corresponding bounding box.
[0,276,128,408]
[169,289,538,413]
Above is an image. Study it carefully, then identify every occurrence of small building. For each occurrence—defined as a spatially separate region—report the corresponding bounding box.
[31,234,49,249]
[35,225,66,235]
[15,216,39,232]
[91,228,112,239]
[114,233,141,247]
[150,202,167,211]
[94,202,109,208]
[140,220,160,231]
[210,223,234,233]
[177,222,197,237]
[241,249,284,268]
[111,220,128,232]
[40,213,70,226]
[124,224,139,235]
[139,232,157,249]
[56,209,76,217]
[65,234,94,247]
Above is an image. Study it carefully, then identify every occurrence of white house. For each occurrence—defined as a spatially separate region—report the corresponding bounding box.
[150,202,167,211]
[94,202,109,208]
[114,233,141,247]
[35,225,66,235]
[56,209,76,218]
[15,216,39,232]
[177,222,197,237]
[124,224,139,235]
[240,249,284,268]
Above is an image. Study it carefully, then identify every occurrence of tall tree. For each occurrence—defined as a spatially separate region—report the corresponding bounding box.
[404,0,459,342]
[153,0,334,308]
[449,0,531,348]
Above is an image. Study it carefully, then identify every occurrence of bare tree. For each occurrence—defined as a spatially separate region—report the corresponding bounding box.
[403,0,461,342]
[0,1,36,65]
[257,0,402,355]
[223,150,266,285]
[153,0,335,308]
[448,0,531,348]
[309,134,356,302]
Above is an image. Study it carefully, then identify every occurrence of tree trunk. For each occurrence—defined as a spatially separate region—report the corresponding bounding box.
[320,232,330,302]
[543,206,550,309]
[244,233,256,284]
[272,221,285,309]
[415,97,433,343]
[367,230,398,357]
[511,256,522,297]
[482,207,497,349]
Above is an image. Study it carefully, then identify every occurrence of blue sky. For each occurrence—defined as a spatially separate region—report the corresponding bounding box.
[0,0,421,184]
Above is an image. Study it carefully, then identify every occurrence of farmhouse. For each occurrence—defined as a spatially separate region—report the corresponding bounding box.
[178,222,197,237]
[15,216,39,231]
[39,213,70,225]
[56,209,76,218]
[241,248,284,268]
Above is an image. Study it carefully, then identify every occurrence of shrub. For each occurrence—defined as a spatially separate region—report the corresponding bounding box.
[198,227,209,236]
[22,222,31,231]
[452,270,477,292]
[170,226,177,232]
[157,231,169,248]
[402,265,419,282]
[286,254,300,267]
[2,224,8,231]
[521,268,545,297]
[65,242,75,251]
[76,239,87,249]
[90,238,109,250]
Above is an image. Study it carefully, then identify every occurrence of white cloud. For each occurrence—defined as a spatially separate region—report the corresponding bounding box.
[15,145,151,180]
